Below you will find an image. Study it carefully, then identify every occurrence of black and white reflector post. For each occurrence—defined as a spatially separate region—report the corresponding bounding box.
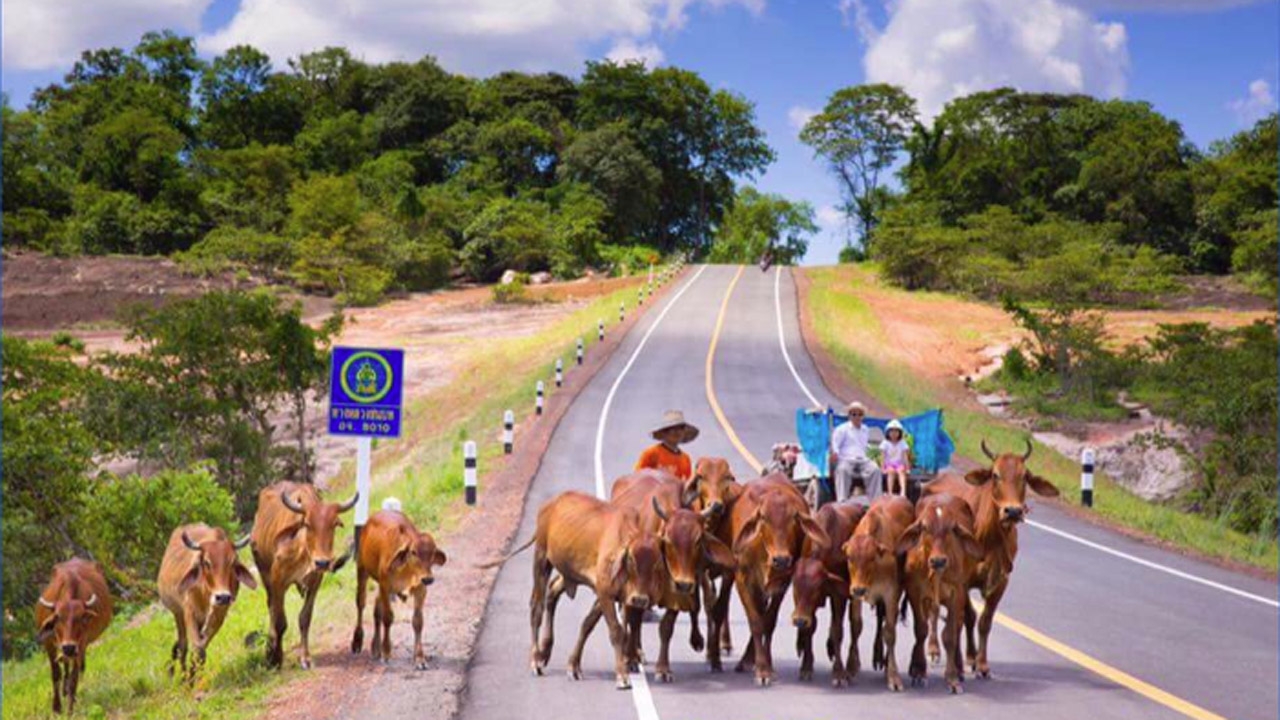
[638,287,644,305]
[598,320,604,342]
[536,380,545,416]
[464,441,477,506]
[555,358,563,388]
[619,302,625,323]
[503,410,514,454]
[576,338,584,366]
[1081,447,1095,508]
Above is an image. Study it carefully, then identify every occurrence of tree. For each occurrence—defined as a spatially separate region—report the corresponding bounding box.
[199,45,305,149]
[801,84,917,249]
[558,123,661,243]
[1192,114,1278,274]
[708,187,816,264]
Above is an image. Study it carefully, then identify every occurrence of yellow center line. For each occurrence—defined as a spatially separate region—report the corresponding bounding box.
[703,264,1229,720]
[704,265,763,473]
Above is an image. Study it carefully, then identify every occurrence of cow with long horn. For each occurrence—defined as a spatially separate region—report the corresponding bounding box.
[250,481,357,669]
[922,437,1058,678]
[158,524,257,679]
[35,559,113,714]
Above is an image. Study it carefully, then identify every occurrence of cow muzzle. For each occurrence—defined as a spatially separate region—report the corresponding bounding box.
[60,644,78,658]
[627,594,651,610]
[792,615,812,630]
[213,592,233,606]
[1003,506,1025,522]
[771,555,793,571]
[850,586,868,599]
[422,577,435,586]
[673,581,695,595]
[314,559,332,571]
[707,501,725,516]
[929,557,948,571]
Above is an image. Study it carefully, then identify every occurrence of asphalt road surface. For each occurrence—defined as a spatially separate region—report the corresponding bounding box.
[462,265,1279,720]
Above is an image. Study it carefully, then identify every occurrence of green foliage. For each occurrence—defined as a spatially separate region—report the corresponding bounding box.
[178,226,293,278]
[596,243,660,277]
[82,465,237,590]
[708,186,817,264]
[492,278,531,304]
[460,196,555,281]
[1230,208,1278,296]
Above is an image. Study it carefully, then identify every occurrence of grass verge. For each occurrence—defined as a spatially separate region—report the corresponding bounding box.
[804,265,1278,572]
[1,277,651,720]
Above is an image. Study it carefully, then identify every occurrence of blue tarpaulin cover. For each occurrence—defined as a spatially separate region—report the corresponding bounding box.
[795,408,955,476]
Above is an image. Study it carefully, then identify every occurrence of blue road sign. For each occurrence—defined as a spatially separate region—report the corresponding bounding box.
[328,347,404,438]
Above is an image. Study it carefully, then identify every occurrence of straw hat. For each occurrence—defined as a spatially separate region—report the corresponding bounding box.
[846,400,867,415]
[652,410,700,443]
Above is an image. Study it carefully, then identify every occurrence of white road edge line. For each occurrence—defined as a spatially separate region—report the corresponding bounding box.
[594,264,707,720]
[770,266,1278,609]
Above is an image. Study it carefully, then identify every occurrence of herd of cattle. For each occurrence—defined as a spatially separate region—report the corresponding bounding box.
[485,440,1059,693]
[32,439,1055,714]
[33,481,445,713]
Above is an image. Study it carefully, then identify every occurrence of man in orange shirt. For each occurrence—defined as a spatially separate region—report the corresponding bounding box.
[635,410,699,480]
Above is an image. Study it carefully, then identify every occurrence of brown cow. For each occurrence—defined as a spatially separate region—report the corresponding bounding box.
[707,473,828,685]
[686,457,742,656]
[351,510,447,669]
[250,481,357,669]
[479,490,667,689]
[843,495,914,690]
[157,524,257,679]
[35,559,113,714]
[924,439,1058,678]
[611,470,736,682]
[791,500,866,686]
[900,493,984,694]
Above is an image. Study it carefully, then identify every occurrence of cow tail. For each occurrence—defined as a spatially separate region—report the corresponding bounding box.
[475,534,536,569]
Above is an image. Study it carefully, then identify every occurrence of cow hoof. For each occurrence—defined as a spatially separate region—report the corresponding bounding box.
[351,635,363,654]
[910,675,924,688]
[977,664,991,679]
[690,634,705,653]
[627,660,640,673]
[567,668,582,681]
[708,662,723,673]
[799,670,813,682]
[299,658,312,670]
[755,674,773,688]
[616,677,632,690]
[949,683,963,695]
[415,660,428,671]
[832,676,848,688]
[655,670,673,683]
[888,676,904,692]
[531,662,544,676]
[721,642,733,653]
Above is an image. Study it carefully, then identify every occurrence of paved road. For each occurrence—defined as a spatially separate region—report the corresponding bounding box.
[462,265,1278,720]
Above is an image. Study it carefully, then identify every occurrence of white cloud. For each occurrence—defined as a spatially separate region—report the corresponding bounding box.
[838,0,880,43]
[787,105,818,130]
[1229,78,1277,124]
[3,0,212,70]
[606,38,665,67]
[860,0,1129,119]
[201,0,760,77]
[815,204,851,245]
[1065,0,1266,11]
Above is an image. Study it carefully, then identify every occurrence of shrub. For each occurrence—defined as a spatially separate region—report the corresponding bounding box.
[81,464,237,590]
[492,278,531,304]
[1001,346,1031,382]
[460,197,555,281]
[179,226,294,278]
[597,244,661,277]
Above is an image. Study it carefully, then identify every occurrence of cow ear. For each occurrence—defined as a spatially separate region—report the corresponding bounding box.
[609,549,630,592]
[733,513,762,556]
[825,572,850,598]
[723,481,742,504]
[957,526,984,560]
[680,476,700,508]
[965,469,994,486]
[432,549,448,567]
[275,522,304,553]
[895,522,923,555]
[703,535,736,571]
[235,563,259,591]
[797,514,830,554]
[840,537,855,558]
[36,616,56,643]
[179,564,203,594]
[1025,472,1059,498]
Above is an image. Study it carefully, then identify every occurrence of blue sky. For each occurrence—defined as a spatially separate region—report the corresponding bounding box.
[3,0,1276,264]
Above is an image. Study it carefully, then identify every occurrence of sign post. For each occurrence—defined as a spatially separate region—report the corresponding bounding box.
[328,346,405,554]
[1081,447,1096,508]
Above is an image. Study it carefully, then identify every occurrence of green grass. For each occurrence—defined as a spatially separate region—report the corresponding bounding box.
[805,266,1279,572]
[1,275,656,720]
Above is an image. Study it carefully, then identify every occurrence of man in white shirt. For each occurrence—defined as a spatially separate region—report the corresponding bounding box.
[829,401,883,501]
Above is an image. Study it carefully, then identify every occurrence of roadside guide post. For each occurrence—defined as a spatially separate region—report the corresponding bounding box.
[555,358,563,388]
[576,338,584,366]
[464,441,477,506]
[598,320,604,341]
[503,410,514,454]
[328,346,405,555]
[1081,447,1096,508]
[620,302,625,323]
[536,380,545,416]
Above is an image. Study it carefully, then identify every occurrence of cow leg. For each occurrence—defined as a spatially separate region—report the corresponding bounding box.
[734,581,772,686]
[566,600,602,681]
[378,588,394,662]
[625,607,642,672]
[964,596,978,673]
[169,610,188,678]
[65,658,80,714]
[537,574,567,672]
[871,600,886,671]
[718,576,734,652]
[927,599,942,665]
[706,572,734,672]
[183,605,206,682]
[846,598,863,683]
[976,579,1007,679]
[528,552,552,675]
[907,589,929,686]
[826,595,847,686]
[266,584,288,669]
[371,593,385,660]
[688,582,705,652]
[797,621,815,682]
[944,591,965,694]
[47,646,62,714]
[883,592,905,692]
[412,586,429,670]
[297,574,323,669]
[352,565,368,654]
[600,600,633,690]
[655,609,678,683]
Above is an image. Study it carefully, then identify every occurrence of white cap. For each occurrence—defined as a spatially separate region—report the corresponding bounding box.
[381,497,402,512]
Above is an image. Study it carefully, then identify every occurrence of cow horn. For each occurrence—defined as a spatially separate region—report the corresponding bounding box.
[281,491,306,514]
[651,496,669,523]
[182,532,201,552]
[1022,438,1033,461]
[980,439,995,460]
[85,594,98,608]
[38,596,56,609]
[337,492,360,513]
[233,534,252,550]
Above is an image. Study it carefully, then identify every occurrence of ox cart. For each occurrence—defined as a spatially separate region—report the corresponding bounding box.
[781,407,956,510]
